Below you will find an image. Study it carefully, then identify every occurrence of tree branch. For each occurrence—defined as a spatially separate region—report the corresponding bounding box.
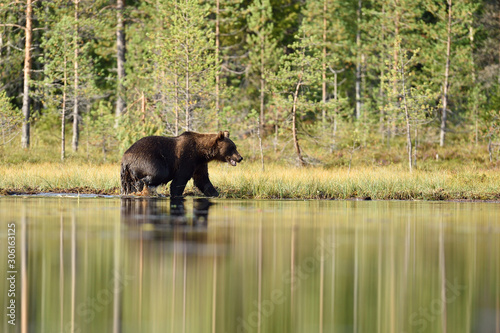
[0,23,26,31]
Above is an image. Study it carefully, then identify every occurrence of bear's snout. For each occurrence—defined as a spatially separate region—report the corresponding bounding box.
[228,153,243,166]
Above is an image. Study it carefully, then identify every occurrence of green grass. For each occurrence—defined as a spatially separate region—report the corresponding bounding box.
[1,161,500,201]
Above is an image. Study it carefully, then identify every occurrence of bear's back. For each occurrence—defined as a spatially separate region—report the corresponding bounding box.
[123,136,177,162]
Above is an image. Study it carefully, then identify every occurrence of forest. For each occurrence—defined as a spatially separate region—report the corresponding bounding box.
[1,0,500,169]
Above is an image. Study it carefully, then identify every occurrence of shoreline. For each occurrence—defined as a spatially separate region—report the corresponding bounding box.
[1,162,500,201]
[2,187,500,203]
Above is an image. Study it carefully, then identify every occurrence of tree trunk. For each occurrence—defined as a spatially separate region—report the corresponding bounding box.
[72,0,80,152]
[379,6,386,138]
[333,69,338,138]
[469,25,478,146]
[21,0,33,149]
[141,91,146,129]
[355,0,362,120]
[440,0,452,147]
[257,116,264,171]
[185,75,190,131]
[215,0,220,129]
[292,79,305,166]
[175,69,179,136]
[391,4,400,139]
[61,55,68,161]
[258,33,265,170]
[260,35,265,134]
[115,0,126,122]
[185,49,191,131]
[321,0,327,126]
[401,53,413,173]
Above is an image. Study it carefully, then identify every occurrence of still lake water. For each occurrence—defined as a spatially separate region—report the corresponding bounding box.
[0,196,499,333]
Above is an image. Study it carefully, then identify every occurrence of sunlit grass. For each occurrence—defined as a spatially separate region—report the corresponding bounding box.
[0,162,120,194]
[1,161,499,200]
[207,162,500,200]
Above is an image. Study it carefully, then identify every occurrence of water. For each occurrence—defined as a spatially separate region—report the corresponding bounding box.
[0,196,499,333]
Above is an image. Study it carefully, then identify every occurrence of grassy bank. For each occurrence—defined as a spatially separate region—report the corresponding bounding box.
[1,161,500,201]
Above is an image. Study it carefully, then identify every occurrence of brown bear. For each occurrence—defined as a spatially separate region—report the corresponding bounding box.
[120,131,243,197]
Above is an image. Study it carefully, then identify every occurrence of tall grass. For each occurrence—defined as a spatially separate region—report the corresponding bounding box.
[0,162,120,194]
[210,163,500,200]
[2,161,499,200]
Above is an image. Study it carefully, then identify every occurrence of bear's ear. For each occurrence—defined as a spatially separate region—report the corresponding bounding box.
[216,131,225,141]
[223,131,230,138]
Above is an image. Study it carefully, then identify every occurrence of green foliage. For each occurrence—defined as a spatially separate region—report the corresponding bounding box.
[150,0,217,133]
[84,100,117,162]
[0,0,499,166]
[0,90,21,145]
[116,100,163,153]
[380,45,437,137]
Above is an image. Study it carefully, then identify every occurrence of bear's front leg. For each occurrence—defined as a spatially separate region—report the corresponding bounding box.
[170,178,188,197]
[193,164,219,197]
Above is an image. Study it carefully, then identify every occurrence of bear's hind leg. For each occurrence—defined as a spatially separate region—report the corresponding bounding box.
[138,174,165,196]
[138,185,157,196]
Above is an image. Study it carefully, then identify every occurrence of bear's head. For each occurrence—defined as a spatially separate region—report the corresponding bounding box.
[214,131,243,166]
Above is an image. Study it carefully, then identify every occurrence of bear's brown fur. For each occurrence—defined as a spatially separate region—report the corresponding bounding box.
[120,131,243,197]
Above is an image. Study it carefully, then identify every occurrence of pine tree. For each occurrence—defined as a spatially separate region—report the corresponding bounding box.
[299,0,349,145]
[421,0,478,147]
[0,1,26,128]
[363,0,424,140]
[208,0,246,130]
[381,40,436,172]
[38,0,107,154]
[0,90,21,145]
[247,0,278,129]
[268,35,321,166]
[20,0,33,149]
[153,0,216,133]
[40,10,74,160]
[115,0,126,122]
[476,0,499,146]
[247,0,278,169]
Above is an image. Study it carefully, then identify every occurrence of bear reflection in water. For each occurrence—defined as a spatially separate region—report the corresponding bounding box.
[120,197,229,257]
[121,197,212,227]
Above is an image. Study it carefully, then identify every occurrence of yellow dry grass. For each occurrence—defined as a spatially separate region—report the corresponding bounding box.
[1,161,499,200]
